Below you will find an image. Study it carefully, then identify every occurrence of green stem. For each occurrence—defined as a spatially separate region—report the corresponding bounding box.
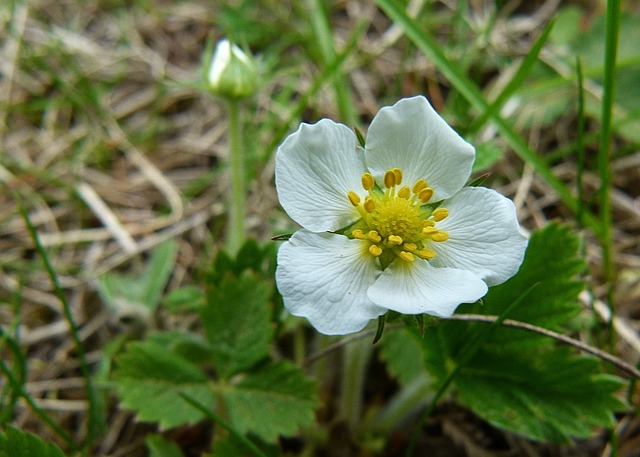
[600,0,621,343]
[340,337,372,430]
[226,100,246,254]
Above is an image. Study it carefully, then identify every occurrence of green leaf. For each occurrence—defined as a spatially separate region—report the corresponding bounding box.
[145,434,185,457]
[0,427,65,457]
[379,326,429,386]
[420,224,625,443]
[98,240,179,318]
[114,339,215,429]
[163,285,206,313]
[221,361,318,443]
[455,349,625,443]
[201,273,273,378]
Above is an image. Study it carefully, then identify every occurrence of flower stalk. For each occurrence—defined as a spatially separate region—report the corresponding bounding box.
[227,99,245,254]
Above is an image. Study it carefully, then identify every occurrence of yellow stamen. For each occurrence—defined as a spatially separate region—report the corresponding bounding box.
[423,220,435,228]
[364,196,376,213]
[368,230,382,243]
[361,172,375,190]
[393,168,403,185]
[347,191,361,206]
[399,251,414,262]
[388,235,403,245]
[384,169,396,188]
[418,187,434,203]
[418,248,436,259]
[398,186,411,199]
[432,208,449,222]
[412,179,428,194]
[431,231,449,242]
[369,245,382,256]
[352,229,365,239]
[404,243,417,251]
[422,226,438,235]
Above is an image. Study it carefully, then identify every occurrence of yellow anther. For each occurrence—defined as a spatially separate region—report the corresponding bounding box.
[361,173,375,190]
[418,187,434,203]
[418,248,436,259]
[423,220,435,228]
[352,229,365,239]
[388,235,403,245]
[398,186,411,199]
[422,226,438,235]
[431,231,449,242]
[404,243,417,251]
[399,251,415,262]
[393,168,403,185]
[384,169,396,188]
[364,196,376,213]
[412,179,428,194]
[368,230,382,243]
[432,208,449,222]
[347,191,361,206]
[369,245,382,256]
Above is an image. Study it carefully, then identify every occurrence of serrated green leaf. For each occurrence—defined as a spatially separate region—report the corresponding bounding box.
[456,349,626,443]
[201,273,273,378]
[114,340,215,429]
[146,434,185,457]
[222,361,318,443]
[0,427,65,457]
[420,224,625,443]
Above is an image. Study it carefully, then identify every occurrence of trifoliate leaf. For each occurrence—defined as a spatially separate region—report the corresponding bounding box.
[420,224,626,443]
[201,273,273,378]
[0,427,65,457]
[221,361,318,443]
[114,339,215,429]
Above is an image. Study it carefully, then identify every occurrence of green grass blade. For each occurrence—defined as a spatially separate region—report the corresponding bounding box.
[0,357,76,450]
[373,0,601,237]
[179,392,270,457]
[576,57,585,232]
[599,0,621,297]
[13,191,104,449]
[305,0,357,124]
[468,19,555,134]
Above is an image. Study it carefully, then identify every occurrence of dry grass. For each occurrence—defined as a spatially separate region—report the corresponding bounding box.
[1,0,640,455]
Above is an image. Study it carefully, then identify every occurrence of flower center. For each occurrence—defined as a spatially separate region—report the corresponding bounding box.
[346,168,449,265]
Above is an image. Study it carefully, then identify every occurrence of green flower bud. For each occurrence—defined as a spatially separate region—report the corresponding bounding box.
[207,39,258,99]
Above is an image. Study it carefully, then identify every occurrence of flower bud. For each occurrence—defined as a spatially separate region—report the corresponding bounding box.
[207,39,258,99]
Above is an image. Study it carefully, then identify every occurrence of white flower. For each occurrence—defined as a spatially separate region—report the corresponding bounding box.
[207,39,258,99]
[275,96,527,335]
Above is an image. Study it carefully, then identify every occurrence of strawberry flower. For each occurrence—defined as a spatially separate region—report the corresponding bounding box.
[275,96,527,335]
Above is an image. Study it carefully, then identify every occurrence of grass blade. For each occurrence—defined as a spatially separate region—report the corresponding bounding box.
[468,19,555,134]
[13,191,104,449]
[599,0,621,313]
[373,0,601,236]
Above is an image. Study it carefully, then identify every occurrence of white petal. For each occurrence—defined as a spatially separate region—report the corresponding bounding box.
[429,187,528,286]
[367,259,487,316]
[276,230,386,335]
[365,96,475,201]
[275,120,367,232]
